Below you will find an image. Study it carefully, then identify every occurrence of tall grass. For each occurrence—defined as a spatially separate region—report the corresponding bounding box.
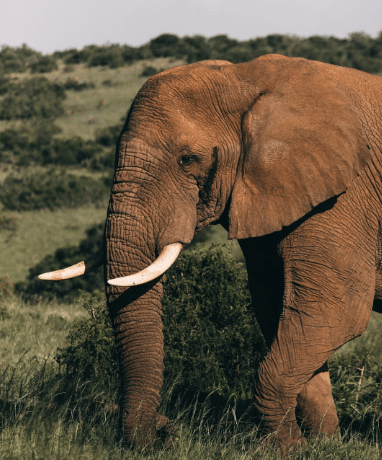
[0,296,381,459]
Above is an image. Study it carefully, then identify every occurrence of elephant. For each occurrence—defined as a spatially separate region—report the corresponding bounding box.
[38,54,382,454]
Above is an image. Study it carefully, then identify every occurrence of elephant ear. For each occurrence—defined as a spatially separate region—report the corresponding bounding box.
[228,83,371,239]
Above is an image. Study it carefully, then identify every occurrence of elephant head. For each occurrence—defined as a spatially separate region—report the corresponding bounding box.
[39,54,374,450]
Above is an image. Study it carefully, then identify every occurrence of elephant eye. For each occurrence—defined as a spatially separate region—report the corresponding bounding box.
[179,154,197,166]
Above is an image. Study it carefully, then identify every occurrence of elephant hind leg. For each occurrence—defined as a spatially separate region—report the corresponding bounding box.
[296,363,339,438]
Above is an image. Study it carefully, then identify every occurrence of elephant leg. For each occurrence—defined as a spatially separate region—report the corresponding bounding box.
[296,363,339,437]
[241,235,338,447]
[252,195,377,454]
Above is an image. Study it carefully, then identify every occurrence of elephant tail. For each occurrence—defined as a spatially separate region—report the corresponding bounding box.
[38,248,104,280]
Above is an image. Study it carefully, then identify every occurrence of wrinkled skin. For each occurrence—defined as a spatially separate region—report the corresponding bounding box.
[92,55,382,453]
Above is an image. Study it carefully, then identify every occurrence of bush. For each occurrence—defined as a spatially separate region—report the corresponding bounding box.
[0,169,110,211]
[140,65,160,77]
[0,77,66,120]
[162,245,266,399]
[0,75,10,95]
[63,78,95,91]
[15,223,105,302]
[0,44,40,74]
[0,276,13,301]
[87,45,125,68]
[30,55,58,73]
[330,349,382,436]
[94,123,122,147]
[0,122,115,170]
[41,136,103,166]
[149,34,181,58]
[44,245,266,402]
[55,293,118,388]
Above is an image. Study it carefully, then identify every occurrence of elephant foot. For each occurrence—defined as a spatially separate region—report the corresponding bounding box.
[122,411,175,451]
[296,368,339,438]
[154,414,175,450]
[255,424,307,458]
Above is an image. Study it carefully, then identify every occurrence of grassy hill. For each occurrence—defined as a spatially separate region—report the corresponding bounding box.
[0,57,241,284]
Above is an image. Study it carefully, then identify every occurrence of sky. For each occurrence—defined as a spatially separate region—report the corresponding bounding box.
[1,0,382,54]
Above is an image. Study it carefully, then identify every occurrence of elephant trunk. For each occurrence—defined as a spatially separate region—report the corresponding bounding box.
[105,212,173,449]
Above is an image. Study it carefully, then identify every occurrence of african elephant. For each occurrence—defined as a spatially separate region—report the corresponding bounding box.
[39,54,382,454]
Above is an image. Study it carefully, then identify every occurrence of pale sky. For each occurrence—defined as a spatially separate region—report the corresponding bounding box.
[1,0,382,54]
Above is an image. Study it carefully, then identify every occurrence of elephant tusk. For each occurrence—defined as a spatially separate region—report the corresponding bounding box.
[38,248,104,280]
[108,242,182,287]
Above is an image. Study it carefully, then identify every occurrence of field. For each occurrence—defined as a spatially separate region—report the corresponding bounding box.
[1,53,382,458]
[0,296,381,459]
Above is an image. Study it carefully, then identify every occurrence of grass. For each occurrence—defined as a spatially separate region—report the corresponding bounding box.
[0,204,107,283]
[0,58,185,140]
[335,311,382,363]
[1,58,382,458]
[0,296,380,459]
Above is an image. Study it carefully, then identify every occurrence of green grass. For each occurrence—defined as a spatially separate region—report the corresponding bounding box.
[0,58,184,140]
[336,311,382,362]
[0,297,381,459]
[0,205,107,283]
[1,57,382,458]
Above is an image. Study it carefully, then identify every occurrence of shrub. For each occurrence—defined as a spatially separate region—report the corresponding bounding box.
[94,123,122,147]
[0,75,10,95]
[0,77,66,120]
[15,223,105,302]
[87,45,124,68]
[0,211,19,231]
[162,245,266,399]
[0,44,40,74]
[0,169,110,211]
[63,78,95,91]
[0,121,116,170]
[41,136,103,166]
[46,245,266,402]
[29,55,58,73]
[140,65,160,77]
[149,34,181,57]
[0,276,13,301]
[55,293,118,388]
[330,349,382,435]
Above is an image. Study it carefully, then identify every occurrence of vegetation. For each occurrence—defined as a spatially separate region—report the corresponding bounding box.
[0,77,66,120]
[0,32,382,457]
[2,31,382,76]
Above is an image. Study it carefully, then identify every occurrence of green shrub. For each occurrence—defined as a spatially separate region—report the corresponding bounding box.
[50,245,266,402]
[55,293,118,388]
[0,211,19,231]
[149,34,181,58]
[15,223,105,302]
[0,276,13,300]
[94,123,122,147]
[330,349,382,436]
[0,44,40,74]
[63,78,95,91]
[140,65,160,77]
[41,136,103,166]
[0,121,113,169]
[0,77,66,120]
[0,75,10,94]
[162,245,266,399]
[0,169,110,211]
[30,55,58,73]
[87,45,125,68]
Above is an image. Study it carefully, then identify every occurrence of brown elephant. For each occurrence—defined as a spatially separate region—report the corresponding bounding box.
[39,54,382,454]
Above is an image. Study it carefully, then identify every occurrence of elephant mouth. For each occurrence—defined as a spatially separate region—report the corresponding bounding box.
[38,242,183,287]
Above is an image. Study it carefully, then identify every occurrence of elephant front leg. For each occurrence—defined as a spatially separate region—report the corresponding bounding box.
[296,363,339,437]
